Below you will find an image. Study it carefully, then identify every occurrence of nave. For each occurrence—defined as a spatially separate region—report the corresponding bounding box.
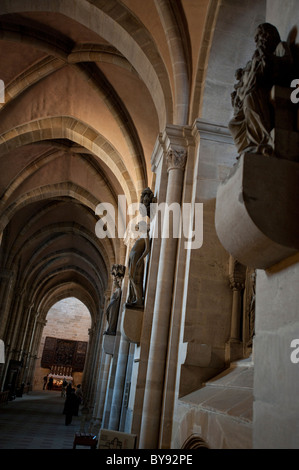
[0,391,82,449]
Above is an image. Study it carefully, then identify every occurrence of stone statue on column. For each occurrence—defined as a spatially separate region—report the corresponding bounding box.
[229,23,294,157]
[104,264,126,335]
[126,187,156,309]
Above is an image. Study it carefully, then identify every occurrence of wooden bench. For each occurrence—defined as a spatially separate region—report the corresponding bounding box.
[73,433,98,449]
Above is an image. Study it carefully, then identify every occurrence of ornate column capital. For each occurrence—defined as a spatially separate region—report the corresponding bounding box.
[228,257,246,291]
[166,148,187,172]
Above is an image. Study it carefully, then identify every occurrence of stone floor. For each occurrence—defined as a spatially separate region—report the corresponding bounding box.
[0,390,84,449]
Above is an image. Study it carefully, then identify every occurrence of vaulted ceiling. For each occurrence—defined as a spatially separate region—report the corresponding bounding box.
[0,0,263,324]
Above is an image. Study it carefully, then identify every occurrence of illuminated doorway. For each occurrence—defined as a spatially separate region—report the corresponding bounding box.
[33,298,91,391]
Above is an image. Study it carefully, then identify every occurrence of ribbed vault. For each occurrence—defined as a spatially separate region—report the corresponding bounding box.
[0,0,223,393]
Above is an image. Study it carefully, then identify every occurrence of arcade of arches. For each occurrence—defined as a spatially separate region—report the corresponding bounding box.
[0,0,298,449]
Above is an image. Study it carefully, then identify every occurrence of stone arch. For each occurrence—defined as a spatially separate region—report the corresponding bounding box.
[181,434,209,449]
[0,149,116,205]
[154,0,190,125]
[7,221,114,276]
[198,0,266,125]
[0,117,138,205]
[38,284,99,326]
[189,0,221,123]
[0,0,172,129]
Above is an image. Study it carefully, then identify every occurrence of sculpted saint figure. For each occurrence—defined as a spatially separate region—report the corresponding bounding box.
[104,264,125,335]
[229,23,293,156]
[126,188,156,309]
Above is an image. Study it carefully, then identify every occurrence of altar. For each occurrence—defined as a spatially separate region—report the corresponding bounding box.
[48,373,73,389]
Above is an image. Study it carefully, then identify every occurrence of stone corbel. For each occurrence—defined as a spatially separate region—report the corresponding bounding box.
[121,306,143,344]
[215,153,299,269]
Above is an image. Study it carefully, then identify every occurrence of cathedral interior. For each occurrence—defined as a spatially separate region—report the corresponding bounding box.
[0,0,298,450]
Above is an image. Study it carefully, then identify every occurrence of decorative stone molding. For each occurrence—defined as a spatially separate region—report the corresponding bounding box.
[229,257,246,291]
[215,153,299,269]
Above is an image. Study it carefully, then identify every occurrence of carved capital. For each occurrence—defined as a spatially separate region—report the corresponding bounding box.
[228,257,246,291]
[166,148,187,172]
[229,279,245,291]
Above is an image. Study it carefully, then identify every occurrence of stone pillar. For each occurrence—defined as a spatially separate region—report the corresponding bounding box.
[17,303,34,385]
[5,288,26,351]
[0,269,15,339]
[90,290,112,432]
[227,257,247,362]
[139,126,187,449]
[82,323,97,409]
[0,269,15,389]
[94,353,112,432]
[25,314,44,388]
[108,332,130,429]
[0,288,27,389]
[99,263,127,430]
[16,303,34,362]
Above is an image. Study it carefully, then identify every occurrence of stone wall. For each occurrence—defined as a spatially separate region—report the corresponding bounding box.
[253,255,299,448]
[33,297,91,390]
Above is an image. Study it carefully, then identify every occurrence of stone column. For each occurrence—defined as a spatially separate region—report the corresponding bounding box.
[139,126,187,449]
[0,269,15,389]
[108,330,130,429]
[90,289,112,432]
[227,258,247,363]
[229,258,246,341]
[25,314,44,388]
[94,353,112,432]
[16,303,34,362]
[82,323,97,409]
[0,288,27,389]
[0,269,15,339]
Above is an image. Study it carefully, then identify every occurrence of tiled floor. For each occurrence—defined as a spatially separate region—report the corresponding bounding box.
[0,390,83,449]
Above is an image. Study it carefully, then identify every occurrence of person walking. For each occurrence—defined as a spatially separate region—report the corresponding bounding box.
[43,375,48,390]
[63,388,77,425]
[47,376,53,390]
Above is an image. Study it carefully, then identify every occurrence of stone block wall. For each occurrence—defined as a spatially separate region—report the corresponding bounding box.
[253,255,299,448]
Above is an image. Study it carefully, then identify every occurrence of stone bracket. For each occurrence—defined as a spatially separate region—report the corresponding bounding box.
[215,153,299,269]
[103,334,116,355]
[121,307,143,344]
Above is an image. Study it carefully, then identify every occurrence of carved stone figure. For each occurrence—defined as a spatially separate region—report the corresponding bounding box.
[126,188,156,309]
[229,23,293,156]
[104,264,125,335]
